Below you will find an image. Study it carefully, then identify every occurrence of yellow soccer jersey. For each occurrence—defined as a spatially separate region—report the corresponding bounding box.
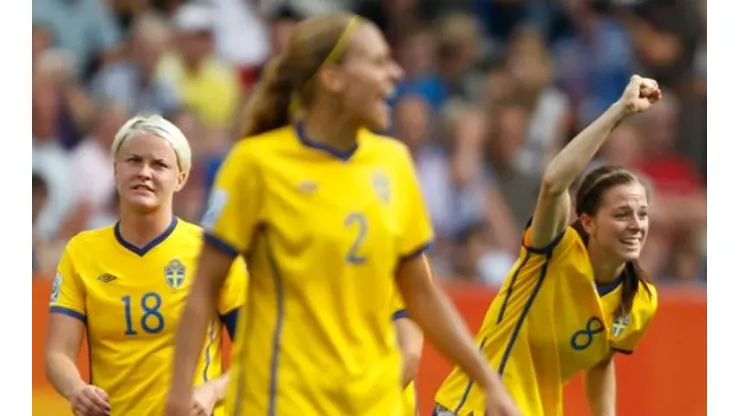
[435,223,658,416]
[205,125,434,416]
[392,297,419,416]
[49,218,248,416]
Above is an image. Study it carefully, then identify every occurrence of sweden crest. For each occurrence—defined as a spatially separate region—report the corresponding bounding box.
[372,172,390,204]
[165,259,186,289]
[612,314,631,338]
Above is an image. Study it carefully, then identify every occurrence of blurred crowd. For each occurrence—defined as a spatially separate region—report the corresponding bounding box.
[32,0,707,286]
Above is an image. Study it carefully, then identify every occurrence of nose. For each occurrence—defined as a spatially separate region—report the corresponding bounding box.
[136,164,153,179]
[390,60,405,83]
[627,216,642,231]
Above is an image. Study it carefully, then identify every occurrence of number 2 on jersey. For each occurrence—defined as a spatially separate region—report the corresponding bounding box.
[345,212,368,265]
[122,292,165,335]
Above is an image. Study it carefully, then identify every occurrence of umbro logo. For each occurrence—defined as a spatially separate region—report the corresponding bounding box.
[98,274,118,283]
[297,181,318,193]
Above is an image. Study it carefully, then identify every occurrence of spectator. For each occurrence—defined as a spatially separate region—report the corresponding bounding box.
[90,12,180,116]
[485,103,540,231]
[32,69,73,241]
[552,0,636,127]
[504,26,569,177]
[157,2,242,129]
[453,221,517,286]
[66,102,127,232]
[211,0,271,91]
[32,0,123,80]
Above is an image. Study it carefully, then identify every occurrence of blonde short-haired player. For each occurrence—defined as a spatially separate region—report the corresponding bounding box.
[165,12,519,416]
[44,114,248,416]
[434,75,662,416]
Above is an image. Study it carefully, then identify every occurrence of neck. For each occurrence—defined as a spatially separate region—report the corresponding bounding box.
[302,106,360,152]
[587,242,626,284]
[118,206,174,248]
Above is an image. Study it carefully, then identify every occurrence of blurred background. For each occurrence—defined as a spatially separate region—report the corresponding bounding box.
[31,0,707,415]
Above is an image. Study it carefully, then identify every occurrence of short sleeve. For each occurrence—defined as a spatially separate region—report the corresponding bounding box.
[391,291,408,321]
[611,286,659,354]
[202,144,263,257]
[49,247,86,323]
[217,255,248,338]
[396,146,434,261]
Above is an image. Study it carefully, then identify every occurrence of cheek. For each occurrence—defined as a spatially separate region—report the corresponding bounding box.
[594,219,623,241]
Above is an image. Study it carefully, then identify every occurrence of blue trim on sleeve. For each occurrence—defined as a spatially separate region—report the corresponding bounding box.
[220,308,240,339]
[392,309,409,321]
[203,232,240,258]
[400,241,431,263]
[49,306,87,323]
[522,217,567,255]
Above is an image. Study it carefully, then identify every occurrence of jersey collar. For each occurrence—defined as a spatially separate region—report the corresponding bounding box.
[114,216,179,257]
[294,123,359,161]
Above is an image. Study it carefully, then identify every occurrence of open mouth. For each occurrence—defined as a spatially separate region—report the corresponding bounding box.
[131,184,154,193]
[382,86,396,100]
[619,236,642,249]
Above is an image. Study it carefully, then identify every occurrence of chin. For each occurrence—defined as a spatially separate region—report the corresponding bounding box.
[616,248,643,262]
[367,114,390,132]
[122,196,160,214]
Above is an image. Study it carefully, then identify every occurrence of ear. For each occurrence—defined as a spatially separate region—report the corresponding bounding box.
[580,213,595,236]
[174,170,188,192]
[317,65,346,94]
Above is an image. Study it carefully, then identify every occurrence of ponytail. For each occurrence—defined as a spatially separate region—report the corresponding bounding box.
[241,55,294,137]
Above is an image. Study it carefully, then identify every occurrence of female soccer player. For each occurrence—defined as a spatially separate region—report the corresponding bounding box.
[434,75,662,416]
[44,115,247,416]
[165,13,519,416]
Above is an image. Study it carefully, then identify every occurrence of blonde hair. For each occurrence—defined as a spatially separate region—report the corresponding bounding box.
[111,114,192,175]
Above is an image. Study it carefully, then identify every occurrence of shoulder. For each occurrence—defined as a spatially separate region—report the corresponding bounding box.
[172,219,207,244]
[66,225,116,254]
[362,130,414,168]
[233,126,295,159]
[523,221,584,258]
[364,130,409,154]
[636,281,659,313]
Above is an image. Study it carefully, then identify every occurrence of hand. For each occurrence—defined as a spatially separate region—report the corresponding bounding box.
[486,385,522,416]
[618,74,662,115]
[69,384,110,416]
[190,383,218,416]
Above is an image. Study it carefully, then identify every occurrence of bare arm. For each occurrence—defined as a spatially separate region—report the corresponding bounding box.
[584,354,617,416]
[45,313,110,415]
[529,75,660,248]
[167,243,235,407]
[44,314,86,399]
[393,316,424,388]
[396,255,503,395]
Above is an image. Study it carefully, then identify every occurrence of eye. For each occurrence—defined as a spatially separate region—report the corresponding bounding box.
[126,156,141,163]
[154,160,169,169]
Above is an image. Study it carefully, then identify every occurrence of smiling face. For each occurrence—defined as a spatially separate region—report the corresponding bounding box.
[316,22,404,131]
[114,132,186,215]
[576,167,650,263]
[582,182,649,261]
